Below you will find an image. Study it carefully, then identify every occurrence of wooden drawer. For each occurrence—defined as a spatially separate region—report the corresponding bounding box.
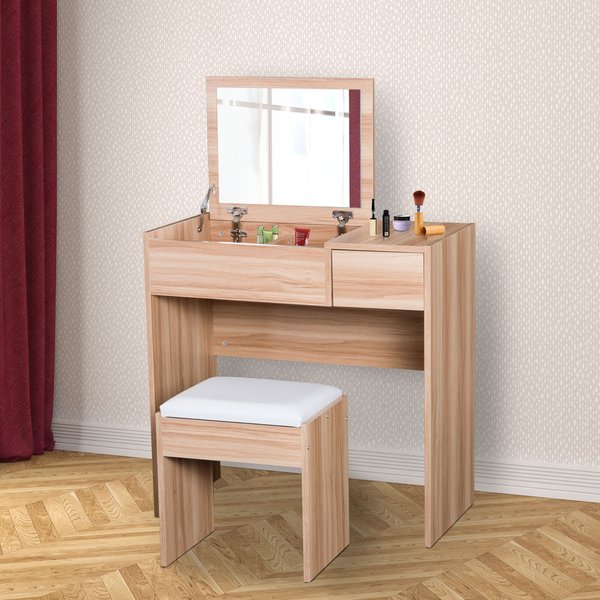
[147,240,331,306]
[332,250,424,310]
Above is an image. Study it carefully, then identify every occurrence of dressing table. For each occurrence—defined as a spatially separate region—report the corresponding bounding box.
[144,77,475,548]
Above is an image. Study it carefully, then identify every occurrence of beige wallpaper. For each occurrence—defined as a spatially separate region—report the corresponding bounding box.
[56,1,599,469]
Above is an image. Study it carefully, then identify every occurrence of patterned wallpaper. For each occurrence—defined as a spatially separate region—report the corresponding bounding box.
[56,1,599,468]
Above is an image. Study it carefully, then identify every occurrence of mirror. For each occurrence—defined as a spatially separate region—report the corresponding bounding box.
[217,87,357,207]
[207,77,374,222]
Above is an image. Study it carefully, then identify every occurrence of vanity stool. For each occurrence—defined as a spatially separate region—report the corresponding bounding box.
[155,376,349,582]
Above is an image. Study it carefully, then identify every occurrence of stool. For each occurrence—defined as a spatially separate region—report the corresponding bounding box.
[155,376,349,582]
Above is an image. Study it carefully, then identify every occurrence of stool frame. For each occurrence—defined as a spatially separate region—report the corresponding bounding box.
[155,395,349,582]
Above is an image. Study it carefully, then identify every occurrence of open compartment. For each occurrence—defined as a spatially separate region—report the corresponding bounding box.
[144,215,342,306]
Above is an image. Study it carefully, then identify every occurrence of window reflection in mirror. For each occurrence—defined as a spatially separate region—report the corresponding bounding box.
[217,87,361,207]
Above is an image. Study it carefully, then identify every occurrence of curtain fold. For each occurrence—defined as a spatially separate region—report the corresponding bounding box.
[0,0,57,461]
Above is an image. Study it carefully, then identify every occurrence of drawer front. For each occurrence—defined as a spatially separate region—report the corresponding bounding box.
[332,250,424,310]
[148,240,331,306]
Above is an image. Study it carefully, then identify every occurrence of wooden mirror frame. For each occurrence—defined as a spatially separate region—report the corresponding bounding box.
[206,76,374,225]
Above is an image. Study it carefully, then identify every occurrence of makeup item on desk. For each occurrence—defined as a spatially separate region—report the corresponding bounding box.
[295,227,310,246]
[272,225,279,241]
[256,226,264,244]
[382,210,391,237]
[423,224,446,235]
[413,190,425,235]
[393,215,411,231]
[263,230,273,243]
[369,198,377,236]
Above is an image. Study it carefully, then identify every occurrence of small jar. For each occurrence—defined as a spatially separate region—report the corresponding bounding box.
[393,215,411,231]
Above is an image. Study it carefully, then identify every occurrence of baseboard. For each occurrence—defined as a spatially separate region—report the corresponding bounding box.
[53,420,152,459]
[53,419,600,502]
[473,458,600,502]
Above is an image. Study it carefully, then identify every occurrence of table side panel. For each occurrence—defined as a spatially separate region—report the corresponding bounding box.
[424,224,475,546]
[146,294,216,513]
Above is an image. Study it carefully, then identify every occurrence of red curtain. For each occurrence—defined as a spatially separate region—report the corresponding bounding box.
[0,0,57,461]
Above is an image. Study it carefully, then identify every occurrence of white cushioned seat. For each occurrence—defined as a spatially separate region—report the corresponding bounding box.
[159,376,343,428]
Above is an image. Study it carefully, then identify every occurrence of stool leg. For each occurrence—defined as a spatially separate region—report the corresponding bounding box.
[156,418,214,566]
[300,397,349,582]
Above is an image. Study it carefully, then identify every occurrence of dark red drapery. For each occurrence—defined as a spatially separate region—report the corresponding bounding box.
[0,0,57,461]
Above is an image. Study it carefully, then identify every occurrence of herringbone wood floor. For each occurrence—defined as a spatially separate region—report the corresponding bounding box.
[1,452,599,599]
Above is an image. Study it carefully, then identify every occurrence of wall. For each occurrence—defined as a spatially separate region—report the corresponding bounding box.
[55,1,600,499]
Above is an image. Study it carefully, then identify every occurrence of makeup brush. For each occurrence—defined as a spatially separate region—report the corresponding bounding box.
[413,190,425,235]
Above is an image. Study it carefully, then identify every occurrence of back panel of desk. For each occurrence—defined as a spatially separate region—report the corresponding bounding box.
[212,301,424,370]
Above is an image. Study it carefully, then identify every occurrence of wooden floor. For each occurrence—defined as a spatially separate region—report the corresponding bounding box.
[1,452,600,599]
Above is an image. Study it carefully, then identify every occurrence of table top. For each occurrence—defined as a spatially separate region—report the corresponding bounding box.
[325,222,473,252]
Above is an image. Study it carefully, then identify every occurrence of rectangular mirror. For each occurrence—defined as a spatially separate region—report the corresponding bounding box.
[207,77,374,223]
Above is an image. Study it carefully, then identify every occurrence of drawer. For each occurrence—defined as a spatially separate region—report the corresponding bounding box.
[147,239,331,306]
[332,250,424,310]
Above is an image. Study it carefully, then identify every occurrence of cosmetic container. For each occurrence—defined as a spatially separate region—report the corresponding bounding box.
[295,227,311,246]
[393,215,411,231]
[423,224,446,235]
[382,210,390,237]
[369,217,377,236]
[369,198,377,236]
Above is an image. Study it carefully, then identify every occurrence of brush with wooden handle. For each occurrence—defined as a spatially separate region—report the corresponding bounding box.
[413,190,425,235]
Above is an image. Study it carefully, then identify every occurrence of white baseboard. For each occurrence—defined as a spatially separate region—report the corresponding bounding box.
[473,458,600,502]
[53,420,152,459]
[53,419,599,503]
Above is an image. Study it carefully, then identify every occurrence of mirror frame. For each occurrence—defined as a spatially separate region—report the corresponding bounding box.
[206,76,374,225]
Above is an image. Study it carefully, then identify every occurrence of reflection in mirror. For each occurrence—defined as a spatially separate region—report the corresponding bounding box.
[217,87,361,207]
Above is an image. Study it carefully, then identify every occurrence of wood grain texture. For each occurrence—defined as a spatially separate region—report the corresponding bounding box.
[213,301,424,370]
[208,220,357,247]
[144,228,214,429]
[147,238,332,306]
[156,395,347,582]
[158,416,302,468]
[301,397,350,582]
[332,250,424,310]
[145,214,210,242]
[564,579,600,600]
[325,222,471,251]
[206,76,374,225]
[424,224,476,547]
[144,222,217,510]
[1,452,599,600]
[145,294,216,514]
[144,217,475,548]
[156,417,214,567]
[9,505,41,547]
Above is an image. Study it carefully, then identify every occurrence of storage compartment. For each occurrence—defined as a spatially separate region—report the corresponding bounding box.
[332,250,424,310]
[147,238,331,306]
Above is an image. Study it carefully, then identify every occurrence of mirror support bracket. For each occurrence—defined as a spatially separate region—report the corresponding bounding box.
[198,184,216,232]
[332,210,353,236]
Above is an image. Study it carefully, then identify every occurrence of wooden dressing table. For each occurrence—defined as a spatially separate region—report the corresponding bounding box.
[144,77,475,548]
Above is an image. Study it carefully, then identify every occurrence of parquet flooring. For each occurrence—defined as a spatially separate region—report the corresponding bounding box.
[1,452,599,599]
